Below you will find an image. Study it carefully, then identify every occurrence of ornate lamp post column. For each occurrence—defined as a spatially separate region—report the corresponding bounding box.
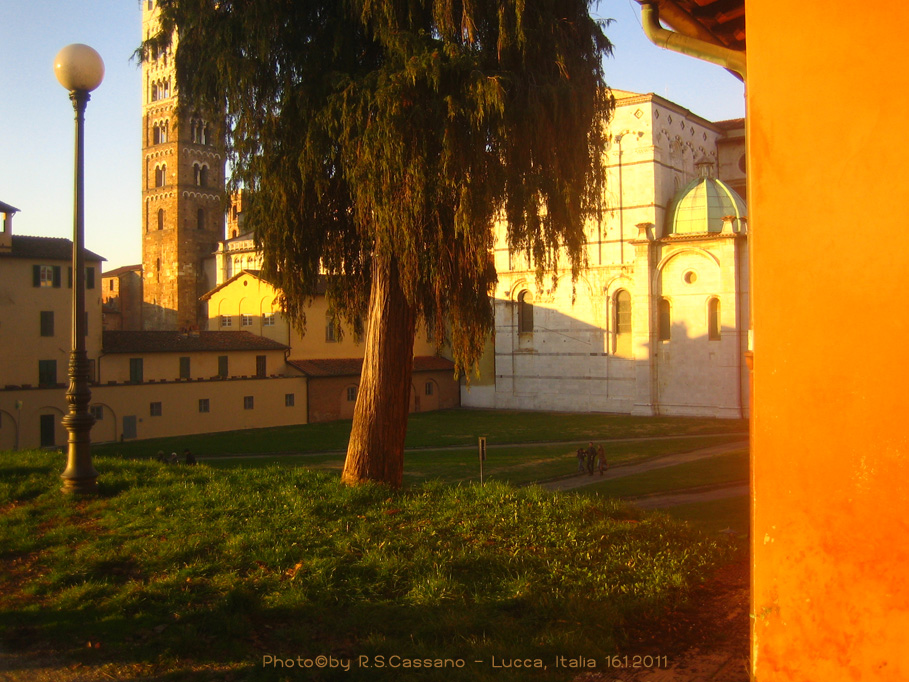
[54,44,104,494]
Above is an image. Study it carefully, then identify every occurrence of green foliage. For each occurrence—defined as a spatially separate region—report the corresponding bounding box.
[146,0,614,376]
[0,451,734,680]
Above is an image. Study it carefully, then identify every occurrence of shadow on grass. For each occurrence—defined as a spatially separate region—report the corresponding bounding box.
[2,593,627,682]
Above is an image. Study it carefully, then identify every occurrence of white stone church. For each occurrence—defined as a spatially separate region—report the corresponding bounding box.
[462,90,749,419]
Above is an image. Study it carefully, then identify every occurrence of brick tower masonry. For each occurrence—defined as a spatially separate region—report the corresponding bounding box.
[141,1,224,330]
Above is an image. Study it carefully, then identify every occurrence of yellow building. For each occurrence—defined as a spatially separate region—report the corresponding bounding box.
[201,270,460,422]
[92,330,304,442]
[0,202,105,449]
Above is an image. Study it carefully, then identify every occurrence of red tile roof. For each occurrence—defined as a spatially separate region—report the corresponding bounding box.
[288,355,455,377]
[101,264,143,278]
[1,235,104,262]
[103,330,287,354]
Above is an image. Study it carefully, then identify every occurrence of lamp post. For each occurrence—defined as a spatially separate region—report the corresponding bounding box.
[55,44,104,494]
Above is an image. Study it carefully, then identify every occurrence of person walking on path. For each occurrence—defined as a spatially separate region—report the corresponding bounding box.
[597,444,607,475]
[586,442,596,475]
[576,447,586,474]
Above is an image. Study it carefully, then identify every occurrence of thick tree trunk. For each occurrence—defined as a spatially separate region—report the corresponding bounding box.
[341,252,416,487]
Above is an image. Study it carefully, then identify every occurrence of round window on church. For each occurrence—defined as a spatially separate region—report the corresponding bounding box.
[683,270,698,284]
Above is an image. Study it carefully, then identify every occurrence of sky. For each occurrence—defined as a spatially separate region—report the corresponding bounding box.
[0,0,745,272]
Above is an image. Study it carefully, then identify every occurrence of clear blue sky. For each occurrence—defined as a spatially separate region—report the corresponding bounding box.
[0,0,744,272]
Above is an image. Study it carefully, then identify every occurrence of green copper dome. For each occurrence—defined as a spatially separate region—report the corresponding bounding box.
[665,160,747,236]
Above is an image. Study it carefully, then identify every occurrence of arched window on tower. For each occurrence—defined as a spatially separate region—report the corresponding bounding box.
[193,164,202,186]
[708,297,721,340]
[197,208,205,231]
[658,298,671,342]
[153,123,160,145]
[200,165,208,187]
[517,290,534,334]
[160,120,168,143]
[614,289,632,356]
[155,164,166,187]
[202,123,210,145]
[157,208,165,231]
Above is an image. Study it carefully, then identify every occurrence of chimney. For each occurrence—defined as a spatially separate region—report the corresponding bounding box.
[0,201,19,253]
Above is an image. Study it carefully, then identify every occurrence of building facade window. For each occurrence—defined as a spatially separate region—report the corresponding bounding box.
[40,311,54,337]
[346,386,357,402]
[198,398,210,413]
[263,313,276,326]
[90,405,104,421]
[150,402,163,417]
[220,315,232,328]
[179,356,191,379]
[658,298,671,342]
[425,381,434,396]
[241,314,253,327]
[708,297,721,340]
[285,393,295,407]
[517,290,534,334]
[325,314,339,342]
[243,396,254,410]
[38,360,57,387]
[218,355,228,378]
[129,358,144,383]
[256,355,266,378]
[33,265,61,288]
[614,289,632,356]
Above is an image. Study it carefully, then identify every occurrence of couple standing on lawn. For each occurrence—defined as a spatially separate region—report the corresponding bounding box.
[576,442,607,476]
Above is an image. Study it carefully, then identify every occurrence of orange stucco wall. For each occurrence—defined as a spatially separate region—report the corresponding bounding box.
[748,4,909,680]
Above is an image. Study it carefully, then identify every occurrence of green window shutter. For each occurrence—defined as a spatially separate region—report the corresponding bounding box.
[33,264,40,287]
[52,266,62,288]
[86,267,95,290]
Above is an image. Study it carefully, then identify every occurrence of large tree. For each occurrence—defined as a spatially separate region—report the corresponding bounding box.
[148,0,613,487]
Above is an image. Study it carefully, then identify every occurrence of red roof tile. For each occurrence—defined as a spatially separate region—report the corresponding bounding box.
[287,355,454,377]
[103,330,287,354]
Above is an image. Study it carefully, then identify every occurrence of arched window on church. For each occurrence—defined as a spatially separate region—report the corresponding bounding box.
[155,164,166,187]
[517,290,534,334]
[163,78,170,99]
[659,298,671,341]
[708,297,721,340]
[197,208,205,231]
[157,208,165,231]
[193,164,202,186]
[153,123,160,145]
[200,165,208,187]
[614,289,632,356]
[160,120,168,143]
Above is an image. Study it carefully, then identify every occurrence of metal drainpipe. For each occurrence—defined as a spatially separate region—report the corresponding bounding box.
[639,3,746,80]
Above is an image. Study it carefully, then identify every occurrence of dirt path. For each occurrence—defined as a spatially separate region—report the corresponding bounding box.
[540,440,748,493]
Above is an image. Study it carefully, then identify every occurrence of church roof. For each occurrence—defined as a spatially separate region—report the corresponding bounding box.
[665,164,747,236]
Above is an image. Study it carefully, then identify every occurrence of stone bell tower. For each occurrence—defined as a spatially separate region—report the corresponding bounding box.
[141,0,224,330]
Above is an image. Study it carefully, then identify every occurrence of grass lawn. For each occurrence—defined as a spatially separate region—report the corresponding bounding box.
[664,497,750,539]
[92,408,748,460]
[0,450,738,681]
